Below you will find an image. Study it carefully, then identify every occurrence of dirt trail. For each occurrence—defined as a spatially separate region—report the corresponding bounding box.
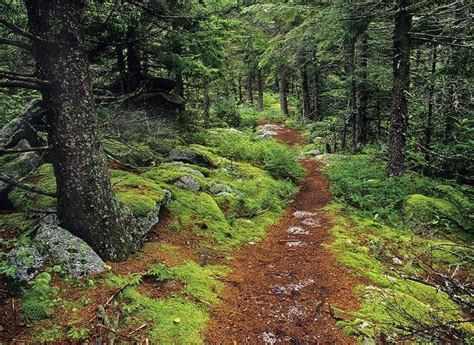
[207,125,361,344]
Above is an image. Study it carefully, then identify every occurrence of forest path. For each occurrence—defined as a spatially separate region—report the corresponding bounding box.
[206,124,360,344]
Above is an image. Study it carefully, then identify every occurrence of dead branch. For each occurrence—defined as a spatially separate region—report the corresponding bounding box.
[0,173,57,198]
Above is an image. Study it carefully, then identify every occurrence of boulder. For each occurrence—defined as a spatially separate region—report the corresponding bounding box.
[134,189,172,239]
[8,214,106,281]
[33,222,106,278]
[174,176,201,192]
[0,144,42,195]
[169,149,211,167]
[0,100,45,149]
[303,149,321,157]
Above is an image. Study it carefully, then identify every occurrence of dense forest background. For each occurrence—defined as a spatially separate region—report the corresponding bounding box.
[0,0,472,343]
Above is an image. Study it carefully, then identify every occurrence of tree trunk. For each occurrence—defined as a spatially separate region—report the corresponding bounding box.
[238,76,243,104]
[423,42,437,166]
[256,69,264,111]
[25,0,138,261]
[278,66,289,115]
[203,78,211,128]
[116,44,126,95]
[247,69,254,105]
[346,39,357,151]
[356,31,369,148]
[299,55,311,119]
[126,25,142,93]
[311,67,322,120]
[386,0,412,176]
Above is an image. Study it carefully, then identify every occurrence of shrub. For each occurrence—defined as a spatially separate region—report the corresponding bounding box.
[211,99,240,127]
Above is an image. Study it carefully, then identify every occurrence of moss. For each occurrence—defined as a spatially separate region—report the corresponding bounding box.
[405,194,462,229]
[110,169,166,217]
[326,203,473,341]
[148,261,228,305]
[121,288,208,344]
[9,164,57,211]
[142,164,209,188]
[21,272,59,322]
[0,212,36,233]
[104,138,156,166]
[30,325,65,343]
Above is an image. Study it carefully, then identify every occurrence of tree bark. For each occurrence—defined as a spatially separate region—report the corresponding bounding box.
[238,75,243,103]
[386,0,412,176]
[311,67,322,120]
[256,68,264,111]
[299,55,311,119]
[356,31,369,147]
[277,66,289,115]
[25,0,138,261]
[423,42,437,166]
[246,69,254,105]
[203,77,211,128]
[116,44,126,95]
[126,25,142,93]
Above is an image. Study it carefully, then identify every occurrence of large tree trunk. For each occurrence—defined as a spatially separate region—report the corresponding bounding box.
[25,0,138,261]
[346,39,357,151]
[277,66,289,115]
[386,0,412,176]
[299,55,311,119]
[256,69,264,111]
[116,44,126,95]
[356,31,369,148]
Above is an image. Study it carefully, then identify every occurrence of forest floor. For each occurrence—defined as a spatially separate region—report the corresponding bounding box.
[207,124,362,343]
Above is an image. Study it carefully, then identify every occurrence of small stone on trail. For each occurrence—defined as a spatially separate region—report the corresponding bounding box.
[286,240,305,247]
[261,332,278,345]
[301,218,322,228]
[293,210,317,218]
[392,257,403,265]
[286,226,309,235]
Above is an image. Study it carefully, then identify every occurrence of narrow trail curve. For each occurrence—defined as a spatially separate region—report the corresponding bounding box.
[207,125,361,344]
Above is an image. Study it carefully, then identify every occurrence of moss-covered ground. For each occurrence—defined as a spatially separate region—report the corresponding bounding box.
[0,105,302,343]
[323,154,473,342]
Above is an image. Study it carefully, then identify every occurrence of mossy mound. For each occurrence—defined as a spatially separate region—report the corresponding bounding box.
[110,169,167,218]
[405,194,462,230]
[104,138,157,167]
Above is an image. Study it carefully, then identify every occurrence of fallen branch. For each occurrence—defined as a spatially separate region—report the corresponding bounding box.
[0,146,49,154]
[0,173,57,198]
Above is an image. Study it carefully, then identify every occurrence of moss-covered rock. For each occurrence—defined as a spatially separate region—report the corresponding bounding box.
[104,138,157,167]
[404,194,462,229]
[110,169,167,218]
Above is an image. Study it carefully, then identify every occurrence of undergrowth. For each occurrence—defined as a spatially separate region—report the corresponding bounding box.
[324,154,474,342]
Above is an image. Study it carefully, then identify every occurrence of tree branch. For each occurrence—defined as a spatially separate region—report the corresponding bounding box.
[0,18,43,42]
[0,80,42,90]
[0,37,31,50]
[0,146,49,154]
[0,72,49,86]
[0,173,57,198]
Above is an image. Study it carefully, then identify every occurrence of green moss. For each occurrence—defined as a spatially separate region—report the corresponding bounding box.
[142,163,209,188]
[110,169,166,217]
[148,261,228,305]
[9,164,57,210]
[30,325,65,343]
[121,288,208,344]
[0,212,36,233]
[104,138,156,166]
[21,272,59,322]
[405,194,462,229]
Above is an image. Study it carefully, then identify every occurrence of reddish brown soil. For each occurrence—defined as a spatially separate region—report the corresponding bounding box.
[206,125,362,344]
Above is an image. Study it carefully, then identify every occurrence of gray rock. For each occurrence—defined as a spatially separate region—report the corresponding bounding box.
[209,183,232,195]
[8,245,45,282]
[178,166,205,178]
[303,149,321,157]
[135,189,172,239]
[169,149,211,167]
[33,223,106,278]
[174,175,200,192]
[0,148,41,195]
[0,100,45,149]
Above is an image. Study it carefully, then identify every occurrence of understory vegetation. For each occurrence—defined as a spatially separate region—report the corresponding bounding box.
[323,154,473,342]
